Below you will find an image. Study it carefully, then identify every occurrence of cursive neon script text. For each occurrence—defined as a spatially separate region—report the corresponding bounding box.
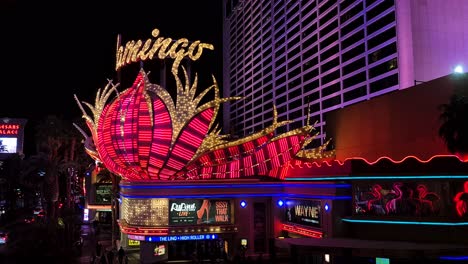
[115,28,214,74]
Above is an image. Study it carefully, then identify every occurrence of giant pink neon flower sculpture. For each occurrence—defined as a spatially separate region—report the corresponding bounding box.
[74,68,326,181]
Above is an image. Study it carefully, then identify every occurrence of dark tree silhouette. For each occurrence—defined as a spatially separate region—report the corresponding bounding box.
[438,92,468,157]
[19,115,93,255]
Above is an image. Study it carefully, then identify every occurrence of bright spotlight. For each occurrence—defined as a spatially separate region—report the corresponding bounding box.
[277,200,284,207]
[454,65,464,73]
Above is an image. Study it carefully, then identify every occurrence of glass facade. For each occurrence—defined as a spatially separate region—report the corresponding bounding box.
[224,0,399,144]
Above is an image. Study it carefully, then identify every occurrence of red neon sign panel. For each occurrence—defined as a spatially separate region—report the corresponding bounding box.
[282,224,323,238]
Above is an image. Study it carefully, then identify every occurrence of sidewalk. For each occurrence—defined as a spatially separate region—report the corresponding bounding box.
[73,223,112,264]
[124,248,141,264]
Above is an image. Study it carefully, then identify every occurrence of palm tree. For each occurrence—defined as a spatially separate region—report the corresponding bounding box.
[0,153,23,214]
[438,93,468,159]
[24,116,92,250]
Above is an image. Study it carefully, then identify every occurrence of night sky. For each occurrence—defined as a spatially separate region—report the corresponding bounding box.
[1,1,223,155]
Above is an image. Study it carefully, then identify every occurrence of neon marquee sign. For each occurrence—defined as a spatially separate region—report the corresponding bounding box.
[115,28,214,74]
[146,234,218,242]
[285,199,321,228]
[76,26,328,182]
[128,234,145,241]
[0,124,20,135]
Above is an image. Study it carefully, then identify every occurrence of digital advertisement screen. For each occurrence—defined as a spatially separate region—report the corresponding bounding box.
[146,234,218,242]
[95,184,112,204]
[129,239,140,247]
[0,137,17,153]
[241,239,247,246]
[169,199,231,225]
[376,257,390,264]
[285,199,321,228]
[353,181,445,217]
[83,209,89,221]
[154,244,166,256]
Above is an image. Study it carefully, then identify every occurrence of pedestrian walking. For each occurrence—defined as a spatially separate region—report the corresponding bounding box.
[191,251,198,263]
[108,249,115,264]
[118,246,125,264]
[96,242,102,257]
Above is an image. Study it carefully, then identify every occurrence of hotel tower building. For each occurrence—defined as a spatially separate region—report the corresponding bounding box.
[222,0,468,145]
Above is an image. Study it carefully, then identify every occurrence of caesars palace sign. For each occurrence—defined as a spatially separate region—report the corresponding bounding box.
[115,28,214,74]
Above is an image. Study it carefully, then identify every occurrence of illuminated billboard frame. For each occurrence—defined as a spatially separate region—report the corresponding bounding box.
[285,199,321,228]
[0,137,17,153]
[95,184,112,204]
[146,234,219,242]
[0,118,27,157]
[169,199,231,225]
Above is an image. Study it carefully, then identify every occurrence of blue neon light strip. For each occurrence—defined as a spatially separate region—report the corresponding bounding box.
[439,256,468,261]
[120,193,351,200]
[342,218,468,226]
[120,183,351,189]
[146,234,218,242]
[287,175,468,181]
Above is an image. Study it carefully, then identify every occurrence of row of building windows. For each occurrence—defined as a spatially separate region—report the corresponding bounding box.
[228,0,394,54]
[226,0,398,137]
[230,70,398,134]
[229,5,396,86]
[230,38,398,98]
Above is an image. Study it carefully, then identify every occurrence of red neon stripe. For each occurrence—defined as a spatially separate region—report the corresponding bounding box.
[130,81,148,171]
[109,90,132,170]
[120,88,144,177]
[201,166,213,180]
[255,147,267,172]
[97,100,127,177]
[282,224,323,239]
[148,97,172,179]
[196,134,307,179]
[136,83,152,172]
[159,108,213,177]
[184,133,274,179]
[109,89,140,180]
[243,156,254,175]
[267,141,281,168]
[229,161,240,178]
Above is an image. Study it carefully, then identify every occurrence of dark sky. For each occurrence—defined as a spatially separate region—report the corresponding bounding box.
[0,1,223,156]
[1,1,223,120]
